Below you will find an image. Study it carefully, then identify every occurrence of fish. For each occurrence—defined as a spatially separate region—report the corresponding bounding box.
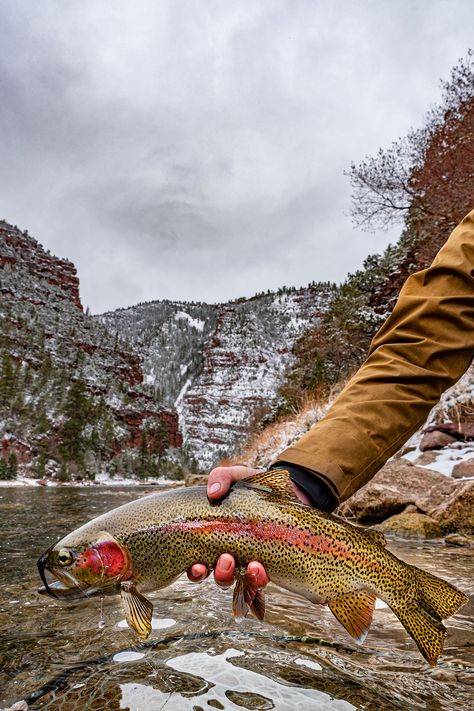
[37,469,468,666]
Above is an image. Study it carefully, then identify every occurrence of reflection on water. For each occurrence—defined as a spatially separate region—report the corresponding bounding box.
[0,486,473,711]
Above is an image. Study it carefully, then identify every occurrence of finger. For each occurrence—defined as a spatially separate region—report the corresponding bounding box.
[214,553,235,587]
[187,563,209,583]
[247,561,269,588]
[290,481,312,506]
[207,465,262,499]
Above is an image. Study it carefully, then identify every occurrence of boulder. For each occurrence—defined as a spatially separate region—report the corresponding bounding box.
[419,430,457,451]
[426,480,474,533]
[424,420,474,439]
[416,477,458,513]
[452,458,474,479]
[375,512,442,539]
[339,460,445,522]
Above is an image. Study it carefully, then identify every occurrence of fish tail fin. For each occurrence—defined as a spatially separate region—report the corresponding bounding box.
[412,566,468,620]
[393,602,446,667]
[391,568,467,666]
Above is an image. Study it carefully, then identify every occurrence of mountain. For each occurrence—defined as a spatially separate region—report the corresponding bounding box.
[0,221,181,481]
[0,219,335,479]
[101,284,335,469]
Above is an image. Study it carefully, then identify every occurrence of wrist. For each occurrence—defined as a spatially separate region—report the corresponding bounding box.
[270,461,337,513]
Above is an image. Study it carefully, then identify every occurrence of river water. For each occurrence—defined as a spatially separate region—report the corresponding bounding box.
[0,486,473,711]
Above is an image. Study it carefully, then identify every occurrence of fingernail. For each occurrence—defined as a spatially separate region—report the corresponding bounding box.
[221,557,232,572]
[209,482,221,495]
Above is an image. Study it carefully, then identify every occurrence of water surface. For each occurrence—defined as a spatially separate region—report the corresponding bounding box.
[0,486,473,710]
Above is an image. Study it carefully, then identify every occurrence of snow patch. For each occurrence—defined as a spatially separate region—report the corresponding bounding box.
[175,311,205,331]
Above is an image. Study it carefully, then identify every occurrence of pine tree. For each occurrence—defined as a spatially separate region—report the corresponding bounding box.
[7,453,17,479]
[0,353,15,407]
[59,377,95,468]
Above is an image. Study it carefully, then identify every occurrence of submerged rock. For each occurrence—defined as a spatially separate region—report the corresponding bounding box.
[375,512,442,539]
[444,533,474,547]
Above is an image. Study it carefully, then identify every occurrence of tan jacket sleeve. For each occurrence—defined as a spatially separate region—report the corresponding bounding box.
[276,209,474,503]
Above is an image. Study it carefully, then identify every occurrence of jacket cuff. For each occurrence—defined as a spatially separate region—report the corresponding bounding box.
[270,461,337,512]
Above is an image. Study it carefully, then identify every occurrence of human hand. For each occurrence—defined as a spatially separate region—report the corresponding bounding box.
[187,465,310,588]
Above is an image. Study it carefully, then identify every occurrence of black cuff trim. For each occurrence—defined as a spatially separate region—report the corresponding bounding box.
[270,461,337,513]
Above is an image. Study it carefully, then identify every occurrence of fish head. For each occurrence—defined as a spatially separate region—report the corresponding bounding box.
[37,531,133,600]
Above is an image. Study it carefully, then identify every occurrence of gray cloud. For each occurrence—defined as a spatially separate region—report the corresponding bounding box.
[0,0,472,312]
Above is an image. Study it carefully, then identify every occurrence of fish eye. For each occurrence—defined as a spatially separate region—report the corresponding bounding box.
[57,549,73,566]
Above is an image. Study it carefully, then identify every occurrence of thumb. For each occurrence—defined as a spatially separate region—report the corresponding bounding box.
[207,465,262,499]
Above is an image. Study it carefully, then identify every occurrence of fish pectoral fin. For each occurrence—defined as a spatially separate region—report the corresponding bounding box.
[243,469,300,502]
[232,569,265,622]
[120,582,153,639]
[328,591,376,643]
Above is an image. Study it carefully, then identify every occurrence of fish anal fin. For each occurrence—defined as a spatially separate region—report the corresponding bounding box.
[328,591,376,643]
[243,469,300,502]
[232,569,265,622]
[120,582,153,639]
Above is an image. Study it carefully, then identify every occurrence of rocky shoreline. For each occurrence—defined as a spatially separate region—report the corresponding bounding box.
[337,459,474,543]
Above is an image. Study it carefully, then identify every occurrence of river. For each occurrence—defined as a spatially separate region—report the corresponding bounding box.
[0,486,473,711]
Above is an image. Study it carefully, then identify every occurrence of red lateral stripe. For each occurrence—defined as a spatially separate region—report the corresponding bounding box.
[160,519,357,560]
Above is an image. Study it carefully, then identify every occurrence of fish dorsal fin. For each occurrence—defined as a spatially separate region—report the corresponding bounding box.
[243,469,300,502]
[363,528,387,547]
[232,569,266,622]
[120,582,153,639]
[328,591,377,643]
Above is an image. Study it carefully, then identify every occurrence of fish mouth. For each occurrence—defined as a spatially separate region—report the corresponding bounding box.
[37,550,118,600]
[37,549,61,598]
[37,550,96,600]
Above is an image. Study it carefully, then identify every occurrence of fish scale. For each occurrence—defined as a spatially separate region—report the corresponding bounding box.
[37,469,468,666]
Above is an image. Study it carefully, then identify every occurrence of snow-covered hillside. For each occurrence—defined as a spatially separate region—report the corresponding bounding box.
[0,221,181,481]
[101,285,335,469]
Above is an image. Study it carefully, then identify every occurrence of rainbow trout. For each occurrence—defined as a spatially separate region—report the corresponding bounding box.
[37,470,467,665]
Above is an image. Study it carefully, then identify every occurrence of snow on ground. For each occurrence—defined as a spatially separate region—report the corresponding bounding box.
[398,363,474,477]
[0,475,48,487]
[174,311,205,331]
[175,377,192,408]
[401,441,474,477]
[0,473,184,488]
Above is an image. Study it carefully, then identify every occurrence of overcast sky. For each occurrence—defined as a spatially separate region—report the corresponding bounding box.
[0,1,472,313]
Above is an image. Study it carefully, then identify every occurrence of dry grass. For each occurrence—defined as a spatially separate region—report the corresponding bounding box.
[234,380,347,468]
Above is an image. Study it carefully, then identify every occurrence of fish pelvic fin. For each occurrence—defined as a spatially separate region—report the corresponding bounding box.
[328,591,376,643]
[232,569,265,622]
[120,582,153,639]
[242,469,300,502]
[390,568,467,666]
